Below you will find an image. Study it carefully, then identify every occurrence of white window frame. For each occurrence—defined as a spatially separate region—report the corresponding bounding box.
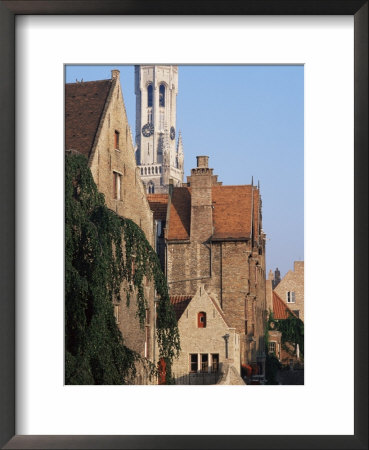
[287,291,296,303]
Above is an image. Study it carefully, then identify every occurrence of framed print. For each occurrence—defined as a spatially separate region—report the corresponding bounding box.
[0,1,368,449]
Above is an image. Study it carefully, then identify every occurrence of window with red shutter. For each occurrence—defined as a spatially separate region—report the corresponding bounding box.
[198,312,206,328]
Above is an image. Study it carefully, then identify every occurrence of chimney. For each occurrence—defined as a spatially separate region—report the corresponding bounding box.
[111,69,120,80]
[188,156,214,242]
[196,155,209,168]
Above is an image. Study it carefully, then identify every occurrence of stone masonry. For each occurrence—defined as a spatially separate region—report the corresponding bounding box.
[66,70,157,383]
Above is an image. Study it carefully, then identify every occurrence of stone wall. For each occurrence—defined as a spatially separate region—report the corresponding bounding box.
[88,71,157,381]
[171,285,240,380]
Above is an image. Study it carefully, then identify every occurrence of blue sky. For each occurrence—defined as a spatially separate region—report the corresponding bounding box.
[66,65,304,278]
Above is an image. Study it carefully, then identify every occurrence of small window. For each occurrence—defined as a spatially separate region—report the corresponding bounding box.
[147,182,155,194]
[113,172,121,200]
[292,310,300,318]
[190,354,198,373]
[114,305,119,324]
[114,130,120,150]
[211,354,219,372]
[287,291,296,303]
[159,84,165,107]
[147,84,153,107]
[200,354,208,373]
[268,341,276,355]
[198,312,206,328]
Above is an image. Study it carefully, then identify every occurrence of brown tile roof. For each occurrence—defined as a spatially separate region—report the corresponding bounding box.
[65,79,112,158]
[147,194,168,221]
[167,185,260,241]
[167,187,191,240]
[272,291,298,320]
[212,185,258,240]
[170,295,192,321]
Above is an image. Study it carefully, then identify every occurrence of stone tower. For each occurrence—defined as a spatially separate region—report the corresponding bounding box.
[135,65,184,193]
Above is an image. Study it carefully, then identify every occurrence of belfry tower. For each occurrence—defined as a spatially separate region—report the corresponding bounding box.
[135,65,184,193]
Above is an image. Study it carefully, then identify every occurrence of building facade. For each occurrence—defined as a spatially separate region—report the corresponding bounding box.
[274,261,304,321]
[170,284,242,384]
[135,65,184,193]
[148,156,267,373]
[65,70,158,383]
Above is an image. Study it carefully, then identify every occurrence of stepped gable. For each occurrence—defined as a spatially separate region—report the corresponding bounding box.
[65,79,112,157]
[272,291,298,320]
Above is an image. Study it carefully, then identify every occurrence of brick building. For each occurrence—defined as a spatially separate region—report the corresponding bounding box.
[65,70,158,383]
[148,156,267,373]
[170,284,242,384]
[274,261,304,321]
[266,269,303,365]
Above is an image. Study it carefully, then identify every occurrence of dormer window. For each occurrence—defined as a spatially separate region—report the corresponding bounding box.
[147,84,153,107]
[198,312,206,328]
[159,84,165,107]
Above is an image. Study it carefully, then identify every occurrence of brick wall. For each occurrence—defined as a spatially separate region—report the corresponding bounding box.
[274,261,304,321]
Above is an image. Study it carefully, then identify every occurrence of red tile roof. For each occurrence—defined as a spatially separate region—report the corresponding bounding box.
[170,295,192,321]
[272,291,298,320]
[167,187,191,240]
[166,185,260,241]
[65,79,112,158]
[147,194,168,221]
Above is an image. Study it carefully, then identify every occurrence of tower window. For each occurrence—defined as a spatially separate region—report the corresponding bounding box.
[159,84,165,107]
[198,312,206,328]
[114,130,120,150]
[147,182,155,194]
[147,84,153,107]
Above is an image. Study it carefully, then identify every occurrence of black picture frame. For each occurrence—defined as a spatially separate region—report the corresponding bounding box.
[0,1,367,449]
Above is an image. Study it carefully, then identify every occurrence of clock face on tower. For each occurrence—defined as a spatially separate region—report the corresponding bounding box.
[170,126,175,140]
[142,123,154,137]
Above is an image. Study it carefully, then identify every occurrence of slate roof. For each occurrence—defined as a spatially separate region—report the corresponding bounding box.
[146,194,168,221]
[65,79,112,158]
[272,291,298,320]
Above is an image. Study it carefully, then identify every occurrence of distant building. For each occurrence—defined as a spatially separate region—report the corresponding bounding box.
[274,261,304,321]
[272,267,281,289]
[135,65,184,193]
[148,156,267,374]
[65,70,158,383]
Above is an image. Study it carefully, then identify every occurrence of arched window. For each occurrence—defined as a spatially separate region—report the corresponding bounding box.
[147,84,153,107]
[159,84,165,107]
[155,166,158,174]
[141,168,143,175]
[147,182,155,194]
[144,167,147,175]
[198,312,206,328]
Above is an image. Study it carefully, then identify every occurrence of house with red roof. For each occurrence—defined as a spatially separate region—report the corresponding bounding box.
[148,156,267,375]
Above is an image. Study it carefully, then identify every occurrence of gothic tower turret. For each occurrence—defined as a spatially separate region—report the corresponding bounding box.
[135,65,184,193]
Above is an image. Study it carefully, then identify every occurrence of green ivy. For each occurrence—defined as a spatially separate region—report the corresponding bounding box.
[65,153,180,384]
[266,310,304,357]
